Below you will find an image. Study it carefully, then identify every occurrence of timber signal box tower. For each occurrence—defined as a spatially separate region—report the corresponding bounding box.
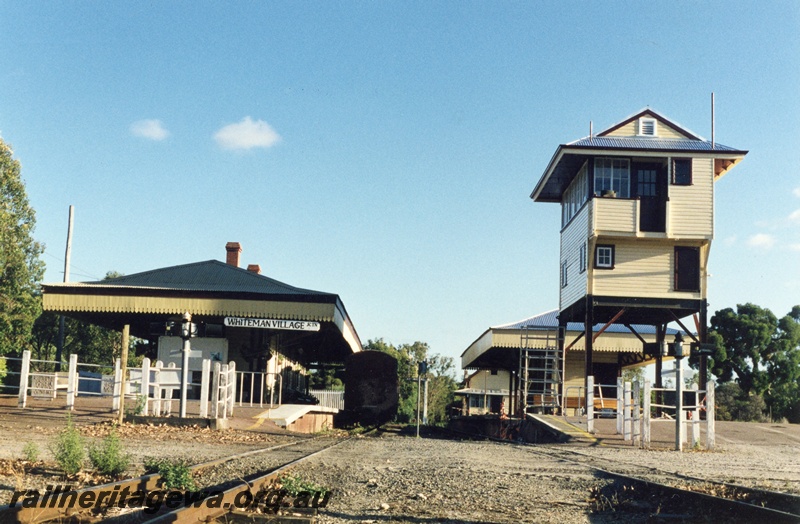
[530,108,747,403]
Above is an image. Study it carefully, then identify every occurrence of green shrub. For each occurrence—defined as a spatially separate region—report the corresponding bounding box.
[88,427,130,476]
[51,415,85,475]
[279,475,328,497]
[144,457,195,491]
[22,442,40,462]
[126,394,147,417]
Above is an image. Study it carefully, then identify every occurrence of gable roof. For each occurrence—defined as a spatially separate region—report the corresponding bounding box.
[530,108,748,202]
[597,108,703,140]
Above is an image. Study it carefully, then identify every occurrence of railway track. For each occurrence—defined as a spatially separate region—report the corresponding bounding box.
[1,434,349,523]
[533,443,800,522]
[437,425,800,522]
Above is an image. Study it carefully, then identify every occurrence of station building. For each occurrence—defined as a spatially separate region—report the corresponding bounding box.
[41,242,360,406]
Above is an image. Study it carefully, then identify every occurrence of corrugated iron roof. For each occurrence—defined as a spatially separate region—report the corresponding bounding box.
[494,309,680,335]
[46,260,335,298]
[567,136,744,153]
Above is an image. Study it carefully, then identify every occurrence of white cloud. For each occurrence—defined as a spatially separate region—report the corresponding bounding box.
[747,233,775,249]
[130,119,169,140]
[789,209,800,223]
[214,117,281,150]
[793,187,800,198]
[789,243,800,252]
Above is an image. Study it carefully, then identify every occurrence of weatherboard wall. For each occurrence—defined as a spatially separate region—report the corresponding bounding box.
[669,158,714,238]
[559,201,590,311]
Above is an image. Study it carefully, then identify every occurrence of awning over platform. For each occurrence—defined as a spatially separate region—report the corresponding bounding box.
[461,309,679,370]
[42,258,361,362]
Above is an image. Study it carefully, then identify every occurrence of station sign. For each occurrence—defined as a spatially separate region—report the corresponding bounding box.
[223,317,321,332]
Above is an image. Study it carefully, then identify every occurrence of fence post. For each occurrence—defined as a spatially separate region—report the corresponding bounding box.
[18,350,30,408]
[113,358,121,412]
[616,377,623,434]
[227,361,236,417]
[66,354,78,410]
[643,380,651,449]
[706,381,715,450]
[141,358,150,416]
[212,362,221,419]
[623,381,631,442]
[633,380,640,446]
[586,375,594,434]
[220,364,229,419]
[691,383,700,447]
[150,361,161,417]
[199,359,210,418]
[165,362,177,416]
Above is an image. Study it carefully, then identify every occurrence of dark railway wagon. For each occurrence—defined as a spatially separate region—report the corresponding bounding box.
[339,350,399,427]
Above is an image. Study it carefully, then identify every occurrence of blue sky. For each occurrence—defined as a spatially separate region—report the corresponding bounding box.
[2,2,799,365]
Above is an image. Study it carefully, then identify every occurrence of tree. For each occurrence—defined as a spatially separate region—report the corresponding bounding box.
[31,311,133,368]
[702,303,800,422]
[713,382,768,423]
[364,338,457,424]
[31,272,142,368]
[308,365,344,390]
[0,139,45,357]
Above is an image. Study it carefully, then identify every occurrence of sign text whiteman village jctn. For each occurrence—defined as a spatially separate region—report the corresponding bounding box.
[223,317,321,332]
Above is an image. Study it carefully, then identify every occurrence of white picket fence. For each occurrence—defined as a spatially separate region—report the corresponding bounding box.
[4,350,245,420]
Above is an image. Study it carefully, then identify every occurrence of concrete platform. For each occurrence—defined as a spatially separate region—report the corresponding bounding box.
[527,414,597,444]
[255,404,339,433]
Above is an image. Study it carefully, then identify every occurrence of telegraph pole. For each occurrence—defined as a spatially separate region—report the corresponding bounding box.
[56,205,74,371]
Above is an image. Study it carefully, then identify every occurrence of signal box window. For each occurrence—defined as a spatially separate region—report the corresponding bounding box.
[673,158,692,185]
[595,245,615,269]
[674,246,700,292]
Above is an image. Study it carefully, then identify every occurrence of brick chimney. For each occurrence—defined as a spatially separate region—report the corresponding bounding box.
[247,264,261,274]
[225,242,242,267]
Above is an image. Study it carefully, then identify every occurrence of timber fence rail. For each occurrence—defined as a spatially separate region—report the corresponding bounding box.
[643,380,715,450]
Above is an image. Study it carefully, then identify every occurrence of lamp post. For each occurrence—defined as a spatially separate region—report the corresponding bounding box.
[180,312,192,418]
[673,332,685,451]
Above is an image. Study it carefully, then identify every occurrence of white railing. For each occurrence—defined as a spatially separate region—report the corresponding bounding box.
[644,380,715,450]
[114,357,237,420]
[236,371,283,407]
[310,389,344,410]
[211,361,236,419]
[234,371,283,408]
[7,351,279,422]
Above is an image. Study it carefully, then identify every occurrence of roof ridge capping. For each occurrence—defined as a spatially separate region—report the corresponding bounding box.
[70,259,334,296]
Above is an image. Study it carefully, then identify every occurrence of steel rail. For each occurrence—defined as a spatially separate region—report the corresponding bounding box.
[433,425,800,521]
[146,437,349,523]
[0,435,321,524]
[528,445,800,522]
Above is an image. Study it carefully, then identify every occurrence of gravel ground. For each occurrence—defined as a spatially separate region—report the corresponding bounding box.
[0,421,298,506]
[290,430,611,524]
[1,402,799,522]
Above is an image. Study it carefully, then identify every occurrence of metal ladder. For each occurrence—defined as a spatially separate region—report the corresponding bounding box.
[518,326,562,414]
